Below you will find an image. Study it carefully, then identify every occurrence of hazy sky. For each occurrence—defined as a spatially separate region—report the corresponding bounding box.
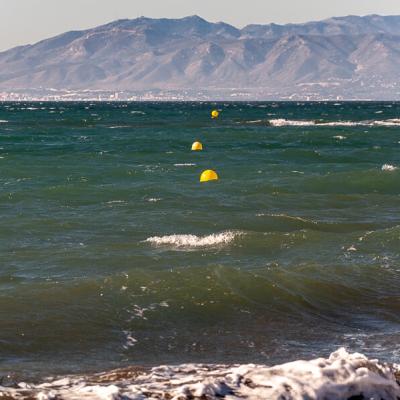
[1,0,399,51]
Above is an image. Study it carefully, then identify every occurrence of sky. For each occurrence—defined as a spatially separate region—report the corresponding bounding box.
[1,0,399,51]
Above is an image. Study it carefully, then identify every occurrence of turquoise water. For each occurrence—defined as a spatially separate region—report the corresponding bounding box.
[0,101,400,379]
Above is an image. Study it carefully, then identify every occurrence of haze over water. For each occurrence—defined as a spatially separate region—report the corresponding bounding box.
[1,101,400,379]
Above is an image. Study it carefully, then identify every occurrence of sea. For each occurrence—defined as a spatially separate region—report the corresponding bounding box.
[0,101,400,386]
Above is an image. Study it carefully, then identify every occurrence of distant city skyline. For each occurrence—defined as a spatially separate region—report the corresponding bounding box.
[1,0,399,51]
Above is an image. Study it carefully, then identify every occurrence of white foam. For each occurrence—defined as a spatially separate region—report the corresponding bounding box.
[0,120,8,123]
[374,119,400,126]
[382,164,398,171]
[123,331,138,349]
[145,231,241,248]
[269,118,400,127]
[77,385,121,399]
[245,119,264,124]
[269,118,313,126]
[174,163,196,167]
[2,349,399,399]
[347,245,357,252]
[333,135,346,140]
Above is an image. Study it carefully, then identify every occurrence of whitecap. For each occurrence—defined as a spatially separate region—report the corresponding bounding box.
[333,135,346,140]
[145,231,242,248]
[269,119,314,127]
[382,164,398,171]
[123,331,138,349]
[0,120,8,123]
[245,119,264,124]
[174,163,196,167]
[374,119,400,126]
[269,118,400,127]
[347,245,357,252]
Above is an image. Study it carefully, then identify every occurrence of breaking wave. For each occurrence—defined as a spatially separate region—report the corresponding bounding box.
[1,348,399,399]
[382,164,398,172]
[145,231,242,248]
[269,118,400,127]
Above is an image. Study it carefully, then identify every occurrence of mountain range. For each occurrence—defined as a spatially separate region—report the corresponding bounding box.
[1,15,400,99]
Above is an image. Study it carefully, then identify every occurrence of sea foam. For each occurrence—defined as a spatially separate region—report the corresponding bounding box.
[145,231,241,248]
[1,348,399,399]
[269,118,400,127]
[382,164,398,171]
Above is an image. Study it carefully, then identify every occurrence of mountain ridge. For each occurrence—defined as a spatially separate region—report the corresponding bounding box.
[1,14,400,99]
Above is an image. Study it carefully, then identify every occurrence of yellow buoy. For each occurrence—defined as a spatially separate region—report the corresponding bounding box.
[211,110,219,119]
[191,141,203,151]
[200,169,219,182]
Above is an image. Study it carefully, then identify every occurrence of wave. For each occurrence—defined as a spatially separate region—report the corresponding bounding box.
[1,348,399,399]
[240,119,265,125]
[382,164,398,172]
[145,231,242,248]
[269,118,400,127]
[105,200,127,205]
[298,169,400,194]
[270,119,315,126]
[174,163,196,167]
[256,213,318,229]
[0,120,8,123]
[357,224,400,247]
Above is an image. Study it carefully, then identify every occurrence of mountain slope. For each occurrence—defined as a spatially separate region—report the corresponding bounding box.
[242,15,400,38]
[0,15,399,98]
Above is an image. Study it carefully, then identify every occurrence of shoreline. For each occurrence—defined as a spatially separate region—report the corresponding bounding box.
[1,349,399,399]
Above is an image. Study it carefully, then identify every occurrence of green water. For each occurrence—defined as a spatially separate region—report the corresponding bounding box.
[0,101,400,378]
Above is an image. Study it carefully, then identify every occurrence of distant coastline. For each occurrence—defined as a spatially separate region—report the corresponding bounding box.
[0,88,395,102]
